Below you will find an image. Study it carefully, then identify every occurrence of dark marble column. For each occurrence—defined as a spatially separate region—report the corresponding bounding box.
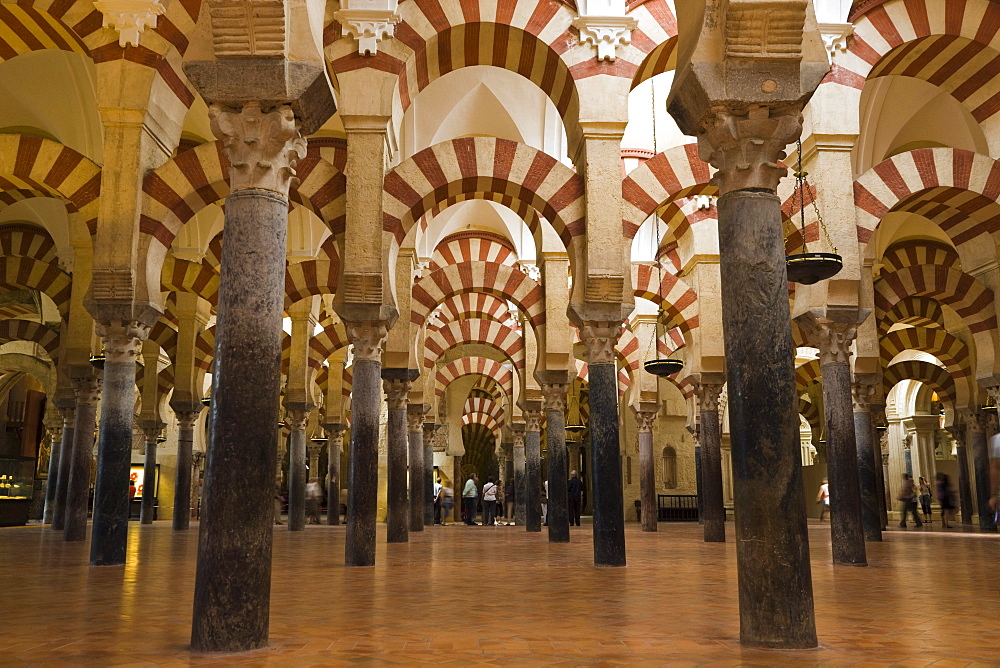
[173,409,201,530]
[407,404,427,532]
[140,423,163,524]
[634,408,657,532]
[64,376,101,542]
[968,411,997,532]
[512,425,526,526]
[90,324,147,566]
[542,384,570,542]
[452,455,462,523]
[285,409,311,532]
[852,383,881,542]
[324,424,344,525]
[383,376,410,543]
[872,407,889,529]
[51,405,75,530]
[948,424,973,525]
[42,419,64,524]
[717,188,816,647]
[696,383,725,542]
[343,323,388,565]
[190,102,306,653]
[580,324,626,567]
[423,422,436,525]
[523,408,543,533]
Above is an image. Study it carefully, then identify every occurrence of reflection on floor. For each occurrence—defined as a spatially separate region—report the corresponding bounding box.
[2,520,997,665]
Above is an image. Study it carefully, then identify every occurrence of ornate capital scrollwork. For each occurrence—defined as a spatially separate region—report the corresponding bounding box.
[699,104,803,195]
[579,321,622,365]
[572,15,637,62]
[383,379,411,410]
[964,409,989,434]
[814,324,857,366]
[325,425,345,450]
[422,422,437,440]
[524,410,543,433]
[634,410,657,434]
[541,383,568,413]
[946,424,965,447]
[407,404,428,432]
[142,422,165,442]
[94,0,165,47]
[176,410,202,431]
[72,377,102,406]
[97,320,150,364]
[851,382,875,414]
[285,408,311,432]
[695,382,724,414]
[346,321,388,362]
[513,431,525,449]
[209,102,307,196]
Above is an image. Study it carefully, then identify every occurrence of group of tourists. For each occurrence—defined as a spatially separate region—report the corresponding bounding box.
[817,472,959,528]
[431,470,586,526]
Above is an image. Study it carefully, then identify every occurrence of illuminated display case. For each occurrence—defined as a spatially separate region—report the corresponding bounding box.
[0,456,35,526]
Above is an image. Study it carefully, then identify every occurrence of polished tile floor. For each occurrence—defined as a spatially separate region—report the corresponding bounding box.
[2,519,998,666]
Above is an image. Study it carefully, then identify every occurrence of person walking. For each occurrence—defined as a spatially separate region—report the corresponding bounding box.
[816,478,830,521]
[898,473,923,528]
[274,484,284,525]
[917,476,933,523]
[482,477,498,526]
[504,479,515,524]
[568,470,583,526]
[462,473,479,525]
[433,477,443,525]
[541,479,548,526]
[305,478,323,524]
[441,483,454,526]
[935,472,955,528]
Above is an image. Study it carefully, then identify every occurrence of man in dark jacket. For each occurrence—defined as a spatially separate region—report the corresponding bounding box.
[567,470,584,526]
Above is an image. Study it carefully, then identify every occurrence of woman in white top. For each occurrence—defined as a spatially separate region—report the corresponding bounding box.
[482,477,499,526]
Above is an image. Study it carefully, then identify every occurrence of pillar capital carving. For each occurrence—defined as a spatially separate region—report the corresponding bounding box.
[571,15,637,62]
[96,320,150,364]
[808,321,857,366]
[407,404,428,431]
[94,0,164,46]
[176,409,202,430]
[306,442,323,457]
[851,382,875,414]
[695,382,724,413]
[986,386,1000,407]
[540,383,568,413]
[383,379,411,410]
[634,409,657,434]
[58,404,76,423]
[345,321,388,361]
[422,422,437,439]
[284,408,311,432]
[324,424,345,450]
[524,409,543,433]
[963,409,989,434]
[334,7,401,55]
[142,422,165,441]
[946,424,965,447]
[209,102,307,196]
[699,105,804,195]
[71,377,102,406]
[579,321,622,365]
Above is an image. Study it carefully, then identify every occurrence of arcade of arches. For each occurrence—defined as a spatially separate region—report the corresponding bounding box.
[1,0,999,662]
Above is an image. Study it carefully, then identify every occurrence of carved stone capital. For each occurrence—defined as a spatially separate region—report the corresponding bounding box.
[422,422,437,439]
[176,410,201,431]
[513,431,525,449]
[851,382,875,414]
[97,320,149,364]
[524,410,543,433]
[579,321,622,365]
[699,104,803,195]
[963,409,989,434]
[572,15,637,62]
[946,424,965,447]
[209,102,307,196]
[307,442,323,457]
[634,410,657,434]
[346,321,388,361]
[71,377,102,406]
[324,424,345,450]
[142,422,165,442]
[818,22,854,59]
[94,0,164,46]
[192,451,205,469]
[285,408,311,432]
[407,404,428,431]
[541,383,568,413]
[987,386,1000,408]
[815,325,857,366]
[58,405,76,424]
[383,379,411,410]
[334,8,401,55]
[695,382,724,414]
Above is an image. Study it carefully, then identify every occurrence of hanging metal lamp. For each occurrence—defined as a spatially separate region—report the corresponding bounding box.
[88,353,106,370]
[785,139,843,285]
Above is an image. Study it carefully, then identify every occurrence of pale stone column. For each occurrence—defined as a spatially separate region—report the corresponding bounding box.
[173,409,202,530]
[140,423,163,524]
[523,407,543,533]
[634,407,658,533]
[946,424,973,525]
[64,375,101,542]
[90,323,147,566]
[383,377,411,543]
[511,424,526,526]
[407,404,428,532]
[580,324,626,566]
[851,383,881,542]
[805,320,866,566]
[50,404,76,530]
[695,382,725,542]
[872,406,890,528]
[191,103,308,651]
[42,417,64,524]
[344,322,389,564]
[967,409,997,532]
[422,422,436,525]
[324,424,345,525]
[285,409,311,532]
[542,383,570,542]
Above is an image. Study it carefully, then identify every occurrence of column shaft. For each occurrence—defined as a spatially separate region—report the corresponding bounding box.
[327,431,342,525]
[51,410,75,530]
[385,394,408,543]
[174,415,197,530]
[43,427,63,524]
[853,408,881,541]
[423,425,435,526]
[524,425,542,532]
[717,190,816,647]
[638,430,656,532]
[970,425,997,532]
[64,381,99,542]
[408,419,424,532]
[589,362,626,566]
[546,406,569,542]
[956,445,973,525]
[141,433,158,524]
[345,358,381,564]
[513,436,526,526]
[700,405,725,542]
[287,427,307,531]
[191,188,287,652]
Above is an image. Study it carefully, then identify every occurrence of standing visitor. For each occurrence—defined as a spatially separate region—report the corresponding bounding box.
[816,478,830,521]
[504,478,515,525]
[433,477,443,525]
[305,478,322,524]
[935,472,954,528]
[917,476,933,522]
[482,477,498,526]
[462,473,479,525]
[441,483,454,526]
[898,473,923,528]
[568,470,583,526]
[541,479,548,526]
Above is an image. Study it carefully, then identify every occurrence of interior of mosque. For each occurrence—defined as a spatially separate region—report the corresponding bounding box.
[0,0,998,655]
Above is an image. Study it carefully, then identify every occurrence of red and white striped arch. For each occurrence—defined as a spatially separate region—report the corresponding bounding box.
[160,256,219,305]
[621,143,714,240]
[883,359,958,408]
[308,322,350,364]
[0,226,58,265]
[0,255,71,316]
[880,326,972,406]
[423,318,525,371]
[461,412,502,442]
[881,239,961,273]
[433,293,520,328]
[0,319,59,358]
[632,262,698,334]
[411,260,545,331]
[879,295,946,336]
[429,231,519,271]
[463,396,505,423]
[148,320,178,361]
[435,356,513,401]
[383,137,584,248]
